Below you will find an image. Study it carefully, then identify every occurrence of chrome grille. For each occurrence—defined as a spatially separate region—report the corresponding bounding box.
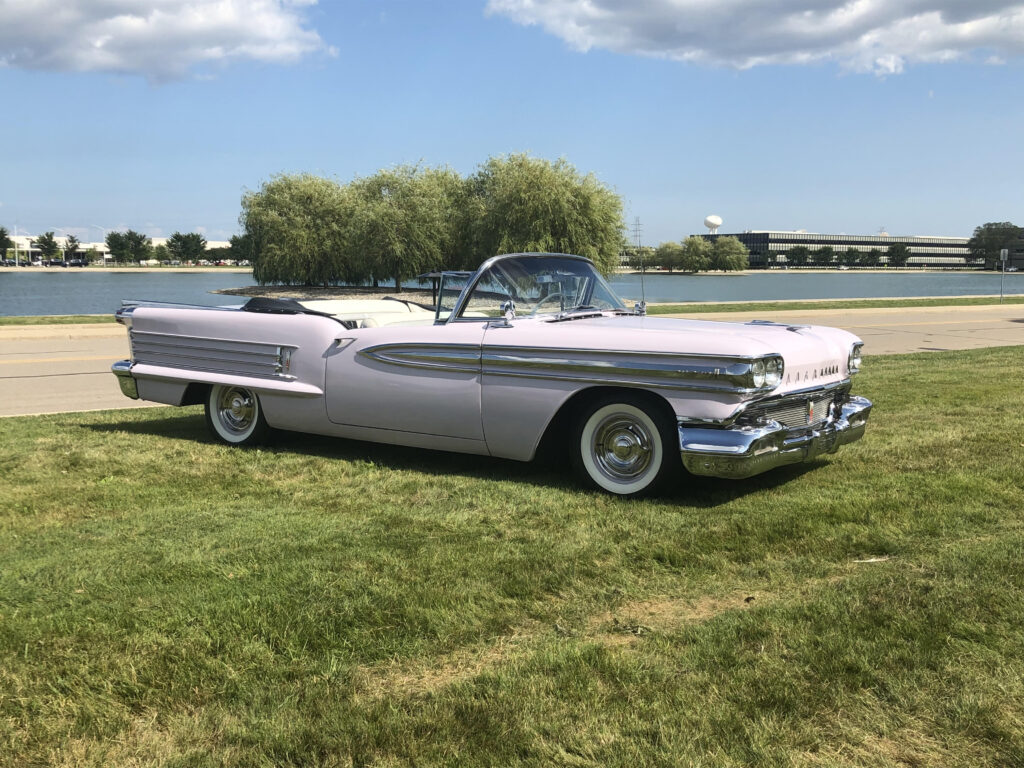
[747,395,833,429]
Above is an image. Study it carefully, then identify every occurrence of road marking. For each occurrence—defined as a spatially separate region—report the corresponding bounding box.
[0,355,118,365]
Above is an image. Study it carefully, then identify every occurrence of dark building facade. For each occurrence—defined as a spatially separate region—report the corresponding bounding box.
[700,231,974,269]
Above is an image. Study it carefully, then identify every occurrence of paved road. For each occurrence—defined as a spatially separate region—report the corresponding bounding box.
[1,303,1023,417]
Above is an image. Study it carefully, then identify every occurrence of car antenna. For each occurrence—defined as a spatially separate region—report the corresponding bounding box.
[633,216,647,315]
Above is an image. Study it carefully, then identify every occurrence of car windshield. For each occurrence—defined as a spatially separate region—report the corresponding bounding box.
[456,255,626,320]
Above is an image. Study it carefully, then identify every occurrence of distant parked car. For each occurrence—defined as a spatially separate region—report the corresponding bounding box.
[1007,266,1018,272]
[67,259,86,267]
[30,259,43,267]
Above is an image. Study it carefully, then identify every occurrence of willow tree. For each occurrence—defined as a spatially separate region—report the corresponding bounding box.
[351,165,464,290]
[242,174,362,287]
[466,154,624,276]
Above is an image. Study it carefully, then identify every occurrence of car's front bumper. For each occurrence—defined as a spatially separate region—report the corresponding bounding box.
[679,395,872,479]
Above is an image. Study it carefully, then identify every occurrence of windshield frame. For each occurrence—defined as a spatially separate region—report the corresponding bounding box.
[444,253,626,325]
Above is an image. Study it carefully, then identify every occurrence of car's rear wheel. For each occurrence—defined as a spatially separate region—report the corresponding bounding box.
[572,394,678,497]
[205,385,270,446]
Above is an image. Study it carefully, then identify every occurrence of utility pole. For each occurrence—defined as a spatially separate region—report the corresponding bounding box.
[633,217,646,313]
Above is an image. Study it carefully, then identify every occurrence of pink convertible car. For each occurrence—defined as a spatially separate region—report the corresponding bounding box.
[112,253,871,497]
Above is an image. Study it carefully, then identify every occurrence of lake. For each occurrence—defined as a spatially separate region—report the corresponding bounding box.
[1,269,1022,316]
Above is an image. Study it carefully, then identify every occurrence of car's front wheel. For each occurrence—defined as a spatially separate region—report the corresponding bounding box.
[572,394,678,497]
[205,385,270,446]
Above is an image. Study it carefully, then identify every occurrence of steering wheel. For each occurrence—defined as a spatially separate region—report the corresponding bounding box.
[528,292,564,315]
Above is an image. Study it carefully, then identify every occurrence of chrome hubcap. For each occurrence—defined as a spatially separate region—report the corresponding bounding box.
[217,387,255,434]
[592,414,653,481]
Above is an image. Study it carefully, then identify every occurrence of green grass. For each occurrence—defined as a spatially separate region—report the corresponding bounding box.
[647,295,1024,314]
[2,347,1023,766]
[0,314,114,325]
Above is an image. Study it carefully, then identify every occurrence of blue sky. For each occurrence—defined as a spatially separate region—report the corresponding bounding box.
[1,0,1022,244]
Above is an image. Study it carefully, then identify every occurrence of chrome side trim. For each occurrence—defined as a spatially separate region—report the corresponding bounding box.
[482,349,760,393]
[130,330,298,381]
[358,343,482,373]
[358,342,785,394]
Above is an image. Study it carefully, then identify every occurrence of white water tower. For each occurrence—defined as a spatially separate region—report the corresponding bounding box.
[704,215,723,235]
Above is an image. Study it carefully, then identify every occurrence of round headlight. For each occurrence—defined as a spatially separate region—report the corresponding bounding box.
[751,359,766,388]
[765,356,784,387]
[848,343,863,374]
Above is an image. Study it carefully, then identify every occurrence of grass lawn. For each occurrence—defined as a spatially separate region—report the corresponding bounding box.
[0,315,114,326]
[1,347,1023,766]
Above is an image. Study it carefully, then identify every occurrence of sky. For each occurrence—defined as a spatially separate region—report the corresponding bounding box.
[0,0,1022,245]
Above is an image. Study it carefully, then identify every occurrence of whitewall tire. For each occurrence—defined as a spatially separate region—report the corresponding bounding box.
[573,395,677,497]
[204,385,270,446]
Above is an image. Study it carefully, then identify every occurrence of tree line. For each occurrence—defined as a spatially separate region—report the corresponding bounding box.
[104,231,210,264]
[238,154,626,288]
[0,226,213,264]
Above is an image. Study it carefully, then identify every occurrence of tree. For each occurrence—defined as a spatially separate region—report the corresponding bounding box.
[167,232,207,263]
[968,222,1021,270]
[679,236,712,273]
[105,230,152,263]
[352,165,465,290]
[886,243,911,268]
[654,241,683,272]
[0,227,12,259]
[864,248,882,267]
[785,245,811,267]
[105,231,129,263]
[465,154,624,276]
[813,246,835,267]
[242,173,362,287]
[84,247,101,264]
[64,235,80,261]
[35,232,60,261]
[842,247,861,267]
[710,236,749,271]
[153,244,171,262]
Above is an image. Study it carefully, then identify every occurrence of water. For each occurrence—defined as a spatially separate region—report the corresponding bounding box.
[611,270,1024,303]
[0,271,255,316]
[1,269,1022,316]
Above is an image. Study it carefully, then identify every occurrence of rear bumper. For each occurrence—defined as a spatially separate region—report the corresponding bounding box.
[112,359,139,399]
[679,395,872,479]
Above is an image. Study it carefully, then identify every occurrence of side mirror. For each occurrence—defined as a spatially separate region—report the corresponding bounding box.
[634,301,647,316]
[501,300,516,323]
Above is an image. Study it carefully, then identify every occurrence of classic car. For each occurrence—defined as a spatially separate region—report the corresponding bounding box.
[111,252,872,497]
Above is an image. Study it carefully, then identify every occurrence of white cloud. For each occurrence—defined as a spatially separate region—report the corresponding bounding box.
[486,1,1024,74]
[0,0,330,80]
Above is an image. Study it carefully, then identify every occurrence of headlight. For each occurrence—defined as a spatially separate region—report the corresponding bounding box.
[848,343,863,374]
[751,359,766,388]
[748,356,783,389]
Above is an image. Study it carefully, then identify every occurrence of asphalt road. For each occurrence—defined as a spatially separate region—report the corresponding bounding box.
[1,303,1023,417]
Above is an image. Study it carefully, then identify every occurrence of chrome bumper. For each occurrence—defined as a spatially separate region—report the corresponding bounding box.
[112,359,139,399]
[679,395,872,479]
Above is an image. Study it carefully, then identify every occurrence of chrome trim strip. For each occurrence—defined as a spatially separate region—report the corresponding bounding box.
[482,350,756,391]
[359,342,786,393]
[481,368,765,394]
[131,330,294,350]
[358,343,481,373]
[128,331,299,380]
[482,344,774,363]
